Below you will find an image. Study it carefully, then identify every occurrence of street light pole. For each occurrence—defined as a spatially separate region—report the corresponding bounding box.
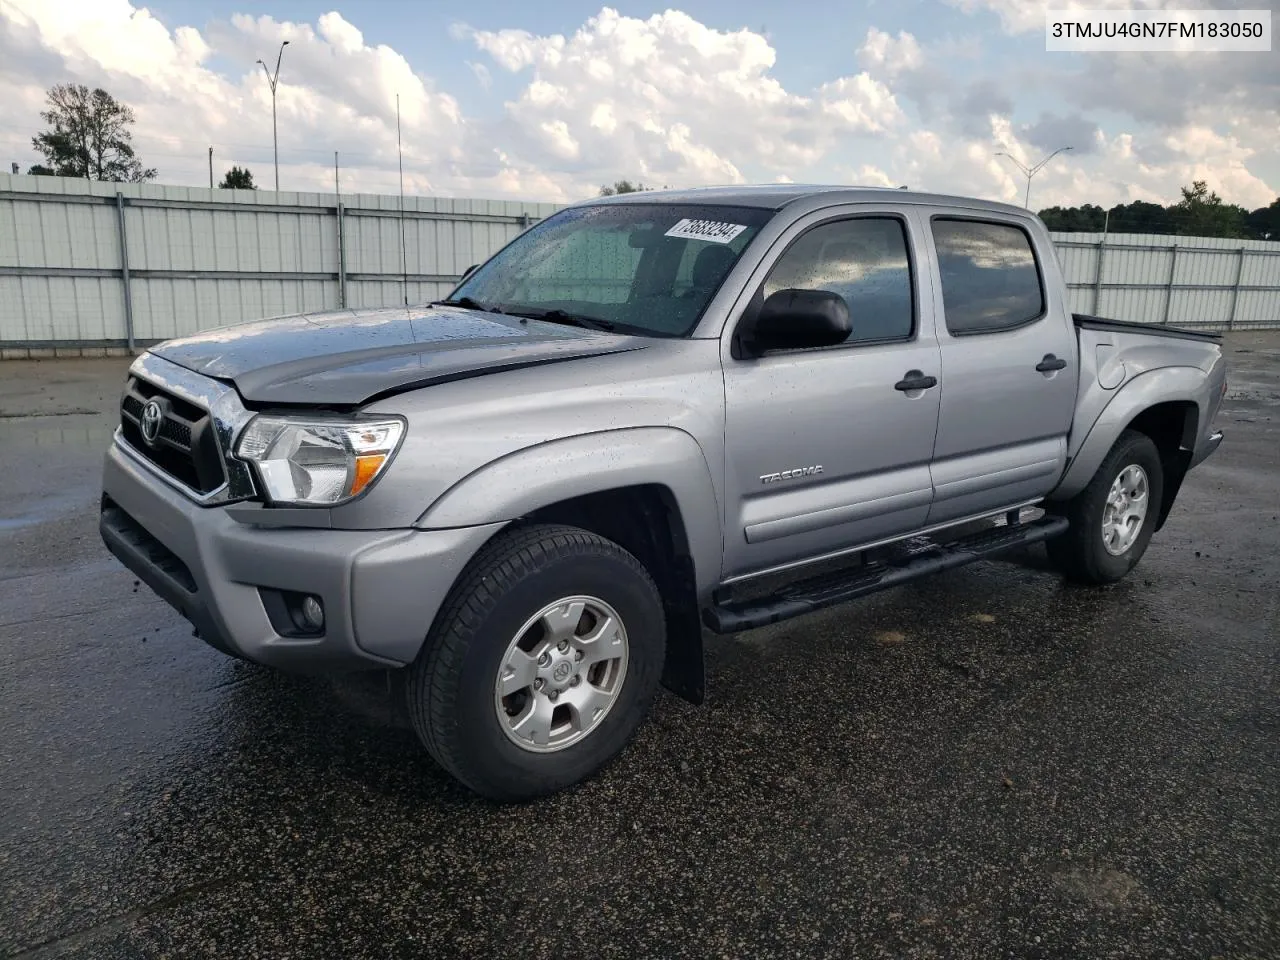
[995,146,1074,209]
[256,40,290,193]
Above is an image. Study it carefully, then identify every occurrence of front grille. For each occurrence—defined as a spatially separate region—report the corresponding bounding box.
[120,377,227,495]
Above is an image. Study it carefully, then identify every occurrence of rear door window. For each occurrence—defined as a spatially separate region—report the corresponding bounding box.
[931,219,1045,335]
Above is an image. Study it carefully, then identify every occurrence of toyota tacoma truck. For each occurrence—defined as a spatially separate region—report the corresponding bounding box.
[100,186,1226,800]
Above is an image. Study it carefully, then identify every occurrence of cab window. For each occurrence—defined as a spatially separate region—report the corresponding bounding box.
[761,218,914,344]
[931,219,1045,334]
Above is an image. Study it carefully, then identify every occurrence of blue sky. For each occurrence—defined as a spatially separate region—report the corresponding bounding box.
[150,0,1042,130]
[1,0,1276,211]
[164,0,976,84]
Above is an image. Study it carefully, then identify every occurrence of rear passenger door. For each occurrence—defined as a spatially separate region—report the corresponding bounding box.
[922,215,1076,525]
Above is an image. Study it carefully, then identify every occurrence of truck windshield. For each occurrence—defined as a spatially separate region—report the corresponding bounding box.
[447,203,773,337]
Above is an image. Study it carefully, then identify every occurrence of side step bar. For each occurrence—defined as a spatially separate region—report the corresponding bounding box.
[703,514,1069,634]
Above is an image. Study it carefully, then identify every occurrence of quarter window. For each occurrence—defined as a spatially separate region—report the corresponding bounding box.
[932,219,1045,334]
[762,218,914,344]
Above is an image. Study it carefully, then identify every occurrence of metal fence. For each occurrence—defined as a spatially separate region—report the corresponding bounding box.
[2,173,1277,356]
[0,173,559,354]
[1050,231,1280,330]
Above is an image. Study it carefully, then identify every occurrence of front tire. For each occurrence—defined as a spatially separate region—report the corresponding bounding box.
[1047,429,1164,584]
[407,523,666,801]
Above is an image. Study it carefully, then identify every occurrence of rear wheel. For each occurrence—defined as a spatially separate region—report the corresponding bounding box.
[1047,429,1164,584]
[406,523,665,801]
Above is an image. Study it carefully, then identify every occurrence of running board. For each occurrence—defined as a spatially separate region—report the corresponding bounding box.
[703,514,1069,634]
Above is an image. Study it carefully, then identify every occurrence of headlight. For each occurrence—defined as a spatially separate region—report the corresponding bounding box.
[235,416,405,506]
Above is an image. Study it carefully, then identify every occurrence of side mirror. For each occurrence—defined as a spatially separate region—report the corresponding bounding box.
[743,288,850,354]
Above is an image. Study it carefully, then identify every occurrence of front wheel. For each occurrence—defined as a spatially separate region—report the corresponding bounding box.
[406,523,665,801]
[1046,429,1164,584]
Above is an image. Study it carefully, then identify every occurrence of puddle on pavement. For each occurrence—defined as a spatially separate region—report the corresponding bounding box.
[0,490,95,531]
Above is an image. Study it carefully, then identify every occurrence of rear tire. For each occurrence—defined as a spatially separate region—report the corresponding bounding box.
[406,523,665,801]
[1047,429,1164,584]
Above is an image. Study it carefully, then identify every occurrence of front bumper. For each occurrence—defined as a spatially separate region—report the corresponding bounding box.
[101,441,503,672]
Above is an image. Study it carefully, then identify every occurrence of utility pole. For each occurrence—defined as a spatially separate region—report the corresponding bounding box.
[256,40,290,192]
[995,146,1073,209]
[208,146,213,189]
[396,94,408,307]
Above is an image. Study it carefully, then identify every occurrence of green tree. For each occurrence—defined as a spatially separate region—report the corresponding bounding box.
[1245,198,1279,241]
[1170,180,1247,238]
[218,166,256,190]
[1038,203,1107,232]
[599,179,652,196]
[1037,191,1257,238]
[26,164,59,176]
[1106,200,1174,234]
[31,84,156,183]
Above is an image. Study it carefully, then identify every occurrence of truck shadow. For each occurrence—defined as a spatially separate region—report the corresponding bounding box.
[146,543,1149,819]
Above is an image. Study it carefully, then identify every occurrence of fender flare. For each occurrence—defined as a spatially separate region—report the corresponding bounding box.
[416,427,724,595]
[1051,366,1204,501]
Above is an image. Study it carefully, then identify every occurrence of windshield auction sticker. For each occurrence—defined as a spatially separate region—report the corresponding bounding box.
[1046,9,1271,51]
[664,219,748,244]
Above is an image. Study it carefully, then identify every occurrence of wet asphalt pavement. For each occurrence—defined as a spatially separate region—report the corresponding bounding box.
[1,334,1277,960]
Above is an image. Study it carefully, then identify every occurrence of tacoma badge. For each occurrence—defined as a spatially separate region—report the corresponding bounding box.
[760,465,824,485]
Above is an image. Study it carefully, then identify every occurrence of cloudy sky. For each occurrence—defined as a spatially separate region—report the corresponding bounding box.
[0,0,1276,209]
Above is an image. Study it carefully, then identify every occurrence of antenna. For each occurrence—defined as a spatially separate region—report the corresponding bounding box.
[396,94,408,307]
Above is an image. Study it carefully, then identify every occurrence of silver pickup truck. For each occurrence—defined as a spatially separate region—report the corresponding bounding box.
[100,185,1226,799]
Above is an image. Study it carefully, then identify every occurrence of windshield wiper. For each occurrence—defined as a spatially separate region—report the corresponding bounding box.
[502,307,617,332]
[431,296,504,314]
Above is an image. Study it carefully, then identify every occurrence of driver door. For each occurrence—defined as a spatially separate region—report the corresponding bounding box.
[720,209,942,580]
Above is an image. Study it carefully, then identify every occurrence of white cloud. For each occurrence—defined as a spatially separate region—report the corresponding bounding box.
[819,75,903,134]
[857,28,924,76]
[467,7,902,189]
[942,0,1183,34]
[0,0,573,199]
[0,1,1273,212]
[850,164,897,188]
[890,123,1023,202]
[468,61,492,90]
[893,114,1277,212]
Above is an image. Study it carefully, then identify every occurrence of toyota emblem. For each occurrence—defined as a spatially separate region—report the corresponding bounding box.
[140,399,164,446]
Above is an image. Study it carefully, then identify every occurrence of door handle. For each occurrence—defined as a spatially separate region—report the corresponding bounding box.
[1036,354,1068,373]
[894,371,938,392]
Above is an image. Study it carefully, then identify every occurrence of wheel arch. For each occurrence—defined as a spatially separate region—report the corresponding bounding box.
[416,428,724,704]
[1051,366,1206,528]
[1126,401,1198,529]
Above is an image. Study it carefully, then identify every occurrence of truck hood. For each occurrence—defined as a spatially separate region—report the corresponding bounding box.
[149,305,648,406]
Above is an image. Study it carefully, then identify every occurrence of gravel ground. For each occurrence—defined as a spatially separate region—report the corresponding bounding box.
[1,332,1277,959]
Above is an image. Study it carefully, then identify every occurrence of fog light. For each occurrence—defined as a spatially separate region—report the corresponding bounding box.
[300,595,325,630]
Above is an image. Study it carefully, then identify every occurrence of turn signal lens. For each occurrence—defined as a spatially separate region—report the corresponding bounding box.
[350,454,388,497]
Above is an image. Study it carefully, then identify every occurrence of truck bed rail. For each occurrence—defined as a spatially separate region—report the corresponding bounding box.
[1073,314,1222,343]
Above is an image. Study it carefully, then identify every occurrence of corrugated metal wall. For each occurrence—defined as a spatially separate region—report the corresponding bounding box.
[1049,231,1280,328]
[0,174,559,348]
[2,172,1276,349]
